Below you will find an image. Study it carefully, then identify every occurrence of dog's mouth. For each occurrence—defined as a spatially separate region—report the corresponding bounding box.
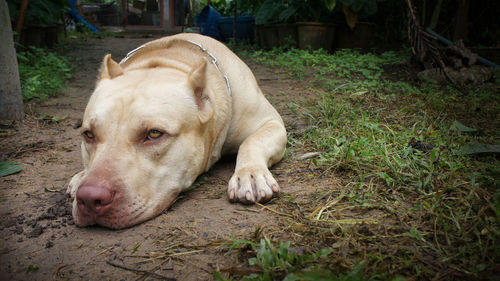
[97,206,148,229]
[73,199,149,229]
[72,189,179,229]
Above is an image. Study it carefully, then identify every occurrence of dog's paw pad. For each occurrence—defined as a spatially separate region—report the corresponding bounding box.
[227,167,279,204]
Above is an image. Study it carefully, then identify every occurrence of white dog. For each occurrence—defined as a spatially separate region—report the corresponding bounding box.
[67,33,287,229]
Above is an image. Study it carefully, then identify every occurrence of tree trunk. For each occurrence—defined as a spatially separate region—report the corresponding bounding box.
[0,0,24,120]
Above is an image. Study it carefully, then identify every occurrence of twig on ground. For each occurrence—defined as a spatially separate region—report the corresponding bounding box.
[106,260,176,281]
[308,194,346,219]
[313,218,380,225]
[52,263,74,279]
[256,202,292,217]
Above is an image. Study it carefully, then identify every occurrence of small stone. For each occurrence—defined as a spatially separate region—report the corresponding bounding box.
[73,119,82,129]
[13,226,24,234]
[42,213,57,220]
[16,214,25,224]
[26,226,43,238]
[4,218,16,228]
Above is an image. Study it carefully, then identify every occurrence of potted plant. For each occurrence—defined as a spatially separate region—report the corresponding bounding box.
[295,0,337,51]
[254,0,289,49]
[8,0,68,48]
[335,0,383,50]
[254,0,337,50]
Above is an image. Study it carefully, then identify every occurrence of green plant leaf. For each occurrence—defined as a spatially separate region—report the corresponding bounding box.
[313,248,332,259]
[0,162,23,177]
[213,270,232,281]
[457,143,500,156]
[254,0,282,25]
[322,0,337,11]
[278,6,298,23]
[230,239,254,250]
[404,227,425,242]
[376,172,394,186]
[131,242,141,253]
[26,264,39,273]
[449,120,478,133]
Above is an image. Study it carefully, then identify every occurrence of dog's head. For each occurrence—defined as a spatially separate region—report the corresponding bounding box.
[68,53,217,229]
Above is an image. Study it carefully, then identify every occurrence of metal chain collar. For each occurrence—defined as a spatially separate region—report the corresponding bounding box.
[122,39,231,97]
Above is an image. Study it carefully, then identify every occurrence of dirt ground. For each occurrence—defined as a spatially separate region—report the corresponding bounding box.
[0,36,323,280]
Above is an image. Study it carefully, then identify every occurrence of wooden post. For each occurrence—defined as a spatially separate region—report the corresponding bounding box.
[122,0,128,27]
[188,0,192,26]
[233,0,237,43]
[14,0,29,43]
[453,0,469,41]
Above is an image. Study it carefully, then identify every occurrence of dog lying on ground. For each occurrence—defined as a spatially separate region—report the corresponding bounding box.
[67,33,287,229]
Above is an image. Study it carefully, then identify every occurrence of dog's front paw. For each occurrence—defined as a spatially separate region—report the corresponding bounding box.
[227,167,279,204]
[67,171,85,198]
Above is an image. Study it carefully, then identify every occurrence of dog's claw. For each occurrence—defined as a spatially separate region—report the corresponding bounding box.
[228,167,279,204]
[245,191,253,202]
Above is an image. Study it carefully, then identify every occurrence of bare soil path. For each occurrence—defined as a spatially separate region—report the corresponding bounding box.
[0,36,321,280]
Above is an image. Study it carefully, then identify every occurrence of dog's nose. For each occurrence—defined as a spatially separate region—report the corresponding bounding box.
[76,185,114,215]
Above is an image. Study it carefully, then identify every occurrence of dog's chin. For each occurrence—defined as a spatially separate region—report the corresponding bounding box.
[71,199,151,229]
[73,209,151,229]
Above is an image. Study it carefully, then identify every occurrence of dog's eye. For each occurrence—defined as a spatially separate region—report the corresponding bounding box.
[82,130,95,141]
[147,129,163,140]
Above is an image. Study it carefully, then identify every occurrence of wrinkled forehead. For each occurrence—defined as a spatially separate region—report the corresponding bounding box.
[83,69,198,129]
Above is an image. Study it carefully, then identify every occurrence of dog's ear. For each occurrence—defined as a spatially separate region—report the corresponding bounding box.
[99,54,123,80]
[188,59,213,124]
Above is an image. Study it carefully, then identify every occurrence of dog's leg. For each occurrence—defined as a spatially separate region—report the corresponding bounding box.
[228,119,287,203]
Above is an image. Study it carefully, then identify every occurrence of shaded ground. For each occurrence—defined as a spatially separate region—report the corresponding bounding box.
[0,36,321,280]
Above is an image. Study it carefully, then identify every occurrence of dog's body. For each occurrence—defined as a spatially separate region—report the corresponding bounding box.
[67,33,287,229]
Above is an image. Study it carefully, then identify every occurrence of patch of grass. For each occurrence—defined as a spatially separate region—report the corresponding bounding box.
[231,44,500,280]
[215,237,371,281]
[17,46,72,101]
[244,47,407,80]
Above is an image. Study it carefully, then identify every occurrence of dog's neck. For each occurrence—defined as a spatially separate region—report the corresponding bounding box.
[120,39,231,98]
